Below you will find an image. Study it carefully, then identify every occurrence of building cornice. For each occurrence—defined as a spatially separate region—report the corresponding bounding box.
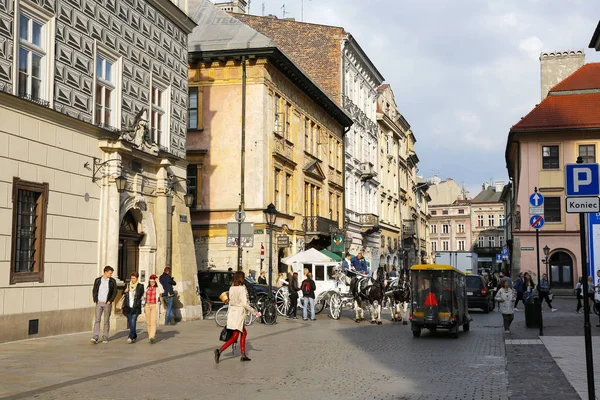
[147,0,197,33]
[188,48,353,128]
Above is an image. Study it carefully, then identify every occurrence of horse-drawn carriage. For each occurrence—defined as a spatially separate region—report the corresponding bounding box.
[275,249,353,319]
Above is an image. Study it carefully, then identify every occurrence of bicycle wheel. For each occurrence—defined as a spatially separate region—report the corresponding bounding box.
[315,299,326,314]
[275,287,290,316]
[215,305,229,327]
[245,306,258,326]
[255,293,268,312]
[263,302,278,325]
[202,298,212,318]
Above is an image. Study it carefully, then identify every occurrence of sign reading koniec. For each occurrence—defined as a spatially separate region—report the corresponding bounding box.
[566,196,600,213]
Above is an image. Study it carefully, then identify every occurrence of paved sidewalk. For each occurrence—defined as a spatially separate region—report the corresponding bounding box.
[504,298,600,400]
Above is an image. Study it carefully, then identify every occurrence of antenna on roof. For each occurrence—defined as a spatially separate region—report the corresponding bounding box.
[261,2,265,16]
[281,4,286,18]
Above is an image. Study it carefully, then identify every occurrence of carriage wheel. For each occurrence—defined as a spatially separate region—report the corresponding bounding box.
[275,287,290,316]
[329,292,342,320]
[215,305,229,327]
[315,299,326,314]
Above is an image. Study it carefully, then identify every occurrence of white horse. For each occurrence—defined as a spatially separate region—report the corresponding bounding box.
[387,268,411,324]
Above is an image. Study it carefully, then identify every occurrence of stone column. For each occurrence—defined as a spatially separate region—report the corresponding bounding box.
[155,160,171,273]
[97,150,123,277]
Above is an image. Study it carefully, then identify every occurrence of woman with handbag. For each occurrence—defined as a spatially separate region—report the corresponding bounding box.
[215,271,261,363]
[575,277,583,313]
[123,272,145,343]
[143,274,163,344]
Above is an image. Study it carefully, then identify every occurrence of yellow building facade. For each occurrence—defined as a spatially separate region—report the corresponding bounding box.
[186,12,351,276]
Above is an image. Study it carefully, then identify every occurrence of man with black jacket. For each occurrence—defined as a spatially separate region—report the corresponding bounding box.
[301,273,317,321]
[160,267,177,325]
[287,272,300,320]
[91,266,117,344]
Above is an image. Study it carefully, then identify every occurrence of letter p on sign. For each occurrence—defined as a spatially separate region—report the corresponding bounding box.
[574,168,592,192]
[566,163,600,197]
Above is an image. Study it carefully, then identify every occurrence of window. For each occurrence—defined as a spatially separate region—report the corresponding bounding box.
[16,6,53,104]
[488,215,494,226]
[304,182,321,217]
[542,145,559,169]
[458,240,465,251]
[499,236,504,247]
[285,173,291,215]
[188,87,202,130]
[477,215,484,227]
[304,119,310,151]
[150,79,170,149]
[544,197,561,222]
[186,165,197,208]
[284,102,291,140]
[478,236,484,247]
[10,178,49,284]
[274,95,282,134]
[431,241,437,253]
[430,224,437,234]
[329,192,334,220]
[499,214,505,226]
[274,168,281,210]
[457,224,465,233]
[458,209,465,214]
[442,240,449,251]
[337,195,342,222]
[579,144,595,164]
[95,54,116,127]
[442,224,449,234]
[431,210,437,215]
[488,236,495,247]
[442,210,448,215]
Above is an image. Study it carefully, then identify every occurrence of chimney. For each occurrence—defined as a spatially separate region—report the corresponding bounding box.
[483,182,490,191]
[540,50,585,100]
[495,181,504,193]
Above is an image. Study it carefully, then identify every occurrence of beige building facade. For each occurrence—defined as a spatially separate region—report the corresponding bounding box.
[471,182,506,272]
[0,0,200,342]
[186,5,351,276]
[376,85,403,270]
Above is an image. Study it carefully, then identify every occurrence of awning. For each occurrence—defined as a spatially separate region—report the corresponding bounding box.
[320,249,342,262]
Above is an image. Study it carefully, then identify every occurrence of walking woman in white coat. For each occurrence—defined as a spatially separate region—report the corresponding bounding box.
[214,271,261,363]
[495,279,515,334]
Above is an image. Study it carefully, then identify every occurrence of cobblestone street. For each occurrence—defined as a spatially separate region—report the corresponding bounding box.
[0,308,508,400]
[2,298,598,400]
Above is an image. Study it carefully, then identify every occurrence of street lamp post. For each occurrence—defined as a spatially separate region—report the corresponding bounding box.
[543,245,550,278]
[263,203,278,294]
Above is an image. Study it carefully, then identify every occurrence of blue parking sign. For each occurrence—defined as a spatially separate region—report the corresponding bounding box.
[565,163,600,197]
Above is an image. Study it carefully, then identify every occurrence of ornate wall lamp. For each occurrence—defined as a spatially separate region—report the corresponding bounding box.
[84,158,127,193]
[167,175,195,208]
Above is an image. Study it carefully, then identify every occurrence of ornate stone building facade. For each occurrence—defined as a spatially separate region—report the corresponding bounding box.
[0,0,199,342]
[376,84,403,270]
[186,2,351,274]
[234,14,384,271]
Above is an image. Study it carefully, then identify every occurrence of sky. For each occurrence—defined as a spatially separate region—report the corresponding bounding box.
[246,0,600,198]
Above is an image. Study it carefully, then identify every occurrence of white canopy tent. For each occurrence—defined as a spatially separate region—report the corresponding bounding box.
[282,248,341,282]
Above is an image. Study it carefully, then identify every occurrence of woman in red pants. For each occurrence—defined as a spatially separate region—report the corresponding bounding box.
[215,271,261,363]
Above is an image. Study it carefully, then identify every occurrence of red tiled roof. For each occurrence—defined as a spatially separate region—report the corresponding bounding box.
[550,63,600,92]
[511,62,600,132]
[511,92,600,131]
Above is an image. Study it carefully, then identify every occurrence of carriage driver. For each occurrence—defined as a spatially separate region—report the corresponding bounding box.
[351,253,368,275]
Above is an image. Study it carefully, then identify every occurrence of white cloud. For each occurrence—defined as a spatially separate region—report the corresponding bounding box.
[519,36,544,59]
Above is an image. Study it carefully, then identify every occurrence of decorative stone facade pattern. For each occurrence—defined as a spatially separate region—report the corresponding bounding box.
[0,0,189,159]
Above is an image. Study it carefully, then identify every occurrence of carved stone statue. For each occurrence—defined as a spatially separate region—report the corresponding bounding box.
[119,110,159,155]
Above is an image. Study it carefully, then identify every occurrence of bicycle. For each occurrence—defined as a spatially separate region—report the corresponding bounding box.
[253,293,278,325]
[214,304,259,328]
[197,289,213,319]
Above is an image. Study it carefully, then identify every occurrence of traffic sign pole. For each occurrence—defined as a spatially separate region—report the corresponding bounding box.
[532,187,544,336]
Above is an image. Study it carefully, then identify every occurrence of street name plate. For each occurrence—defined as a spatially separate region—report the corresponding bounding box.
[529,206,544,215]
[566,196,600,213]
[520,247,534,251]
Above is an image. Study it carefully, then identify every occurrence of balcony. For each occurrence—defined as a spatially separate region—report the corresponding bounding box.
[358,213,379,228]
[303,216,339,234]
[360,162,376,181]
[403,220,416,236]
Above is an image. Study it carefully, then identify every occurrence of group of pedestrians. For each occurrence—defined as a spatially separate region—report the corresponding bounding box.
[576,270,600,328]
[495,271,557,335]
[91,266,177,345]
[280,270,317,321]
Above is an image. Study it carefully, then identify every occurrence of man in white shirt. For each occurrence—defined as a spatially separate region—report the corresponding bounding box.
[91,266,117,343]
